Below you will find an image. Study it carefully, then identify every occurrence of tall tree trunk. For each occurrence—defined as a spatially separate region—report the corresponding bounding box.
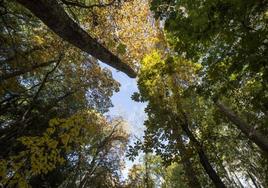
[144,154,152,188]
[16,0,136,78]
[232,172,244,188]
[177,114,226,188]
[176,134,202,188]
[215,100,268,154]
[247,171,261,188]
[171,122,201,188]
[214,155,233,186]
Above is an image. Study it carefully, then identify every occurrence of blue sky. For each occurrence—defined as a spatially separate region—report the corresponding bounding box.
[107,70,147,137]
[99,63,147,138]
[101,64,147,179]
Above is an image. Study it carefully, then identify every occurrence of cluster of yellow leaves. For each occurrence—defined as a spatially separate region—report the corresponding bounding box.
[0,110,106,187]
[139,51,201,100]
[20,137,63,175]
[81,0,162,69]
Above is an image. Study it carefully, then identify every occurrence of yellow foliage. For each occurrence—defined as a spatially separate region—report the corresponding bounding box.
[138,51,201,108]
[32,35,45,45]
[80,0,162,69]
[0,110,108,187]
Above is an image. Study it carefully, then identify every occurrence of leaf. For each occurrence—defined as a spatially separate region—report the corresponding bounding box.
[116,43,127,55]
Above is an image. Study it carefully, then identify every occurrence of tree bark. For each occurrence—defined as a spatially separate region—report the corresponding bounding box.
[15,0,137,78]
[171,122,201,188]
[176,135,202,188]
[247,171,261,188]
[177,114,226,188]
[215,100,268,154]
[232,172,244,188]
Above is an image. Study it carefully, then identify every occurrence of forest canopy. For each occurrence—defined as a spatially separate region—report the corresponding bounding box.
[0,0,268,187]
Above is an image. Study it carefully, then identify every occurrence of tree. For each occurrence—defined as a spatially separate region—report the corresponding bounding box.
[1,0,268,186]
[150,0,268,154]
[125,154,162,188]
[15,0,136,78]
[1,110,129,187]
[125,154,190,188]
[162,162,188,188]
[131,50,268,187]
[0,1,133,186]
[131,51,226,187]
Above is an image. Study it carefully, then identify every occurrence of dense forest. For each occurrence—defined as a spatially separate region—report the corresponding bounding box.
[0,0,268,187]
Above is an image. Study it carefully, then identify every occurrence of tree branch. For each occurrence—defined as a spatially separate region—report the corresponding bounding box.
[15,0,137,78]
[60,0,117,9]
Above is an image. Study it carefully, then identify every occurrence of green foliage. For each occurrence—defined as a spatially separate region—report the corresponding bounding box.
[162,162,188,188]
[142,0,268,186]
[1,0,268,187]
[151,0,268,124]
[125,154,188,188]
[117,43,127,55]
[131,45,268,187]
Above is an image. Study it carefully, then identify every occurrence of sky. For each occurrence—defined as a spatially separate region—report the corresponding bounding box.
[107,70,147,137]
[101,64,147,179]
[99,63,147,138]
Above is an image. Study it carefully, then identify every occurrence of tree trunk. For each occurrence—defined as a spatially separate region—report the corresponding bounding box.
[247,171,261,188]
[171,122,201,188]
[232,172,244,188]
[214,154,233,186]
[176,134,202,188]
[215,100,268,154]
[15,0,136,78]
[177,114,226,188]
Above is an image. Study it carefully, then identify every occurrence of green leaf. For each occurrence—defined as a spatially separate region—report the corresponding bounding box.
[116,43,127,55]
